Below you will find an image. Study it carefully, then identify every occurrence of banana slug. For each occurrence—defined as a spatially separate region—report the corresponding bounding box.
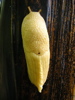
[21,7,50,93]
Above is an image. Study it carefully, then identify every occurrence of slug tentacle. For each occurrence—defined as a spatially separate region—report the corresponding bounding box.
[28,6,32,12]
[38,9,42,13]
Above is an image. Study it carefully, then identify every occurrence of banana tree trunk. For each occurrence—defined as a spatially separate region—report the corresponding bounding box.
[0,0,17,100]
[0,0,74,100]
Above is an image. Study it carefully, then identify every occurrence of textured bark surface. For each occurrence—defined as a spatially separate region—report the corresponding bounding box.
[12,0,75,100]
[0,0,74,100]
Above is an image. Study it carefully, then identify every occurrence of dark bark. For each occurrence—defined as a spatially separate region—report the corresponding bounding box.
[0,0,74,100]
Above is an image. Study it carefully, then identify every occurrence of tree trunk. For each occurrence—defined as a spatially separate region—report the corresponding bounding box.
[0,0,74,100]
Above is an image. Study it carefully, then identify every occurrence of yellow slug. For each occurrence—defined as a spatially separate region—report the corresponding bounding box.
[21,7,50,93]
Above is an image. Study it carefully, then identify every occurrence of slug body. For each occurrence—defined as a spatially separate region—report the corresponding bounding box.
[21,7,50,92]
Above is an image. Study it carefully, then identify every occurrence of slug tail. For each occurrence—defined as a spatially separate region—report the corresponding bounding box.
[37,58,43,93]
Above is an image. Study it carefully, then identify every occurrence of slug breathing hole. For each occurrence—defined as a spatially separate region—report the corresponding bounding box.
[38,52,40,54]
